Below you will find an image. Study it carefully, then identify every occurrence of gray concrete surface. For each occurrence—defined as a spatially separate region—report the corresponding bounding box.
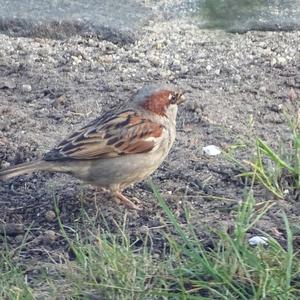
[0,0,299,43]
[0,0,154,43]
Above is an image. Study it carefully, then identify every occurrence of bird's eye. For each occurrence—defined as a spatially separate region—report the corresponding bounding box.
[170,93,177,104]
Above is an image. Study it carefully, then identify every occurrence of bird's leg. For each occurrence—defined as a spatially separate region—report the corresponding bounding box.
[112,191,142,210]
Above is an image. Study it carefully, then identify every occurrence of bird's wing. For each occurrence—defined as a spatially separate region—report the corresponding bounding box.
[44,110,164,161]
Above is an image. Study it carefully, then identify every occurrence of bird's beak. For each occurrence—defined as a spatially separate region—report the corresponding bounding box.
[176,90,187,104]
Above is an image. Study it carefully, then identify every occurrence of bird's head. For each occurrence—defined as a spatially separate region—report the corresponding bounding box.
[134,84,186,122]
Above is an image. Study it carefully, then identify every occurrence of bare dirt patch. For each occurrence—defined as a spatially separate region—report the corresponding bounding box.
[0,21,300,274]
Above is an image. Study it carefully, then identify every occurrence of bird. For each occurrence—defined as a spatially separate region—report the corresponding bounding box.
[0,84,186,210]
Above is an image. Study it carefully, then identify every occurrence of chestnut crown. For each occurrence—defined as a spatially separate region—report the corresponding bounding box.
[135,84,185,116]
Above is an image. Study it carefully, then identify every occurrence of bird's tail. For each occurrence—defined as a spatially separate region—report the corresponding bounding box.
[0,160,53,180]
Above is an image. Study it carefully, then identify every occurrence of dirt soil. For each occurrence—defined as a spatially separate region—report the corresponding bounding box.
[0,19,300,272]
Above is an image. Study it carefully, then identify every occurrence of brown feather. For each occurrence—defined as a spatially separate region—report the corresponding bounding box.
[44,110,164,161]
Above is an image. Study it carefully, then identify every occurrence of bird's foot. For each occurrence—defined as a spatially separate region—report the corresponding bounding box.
[113,191,142,210]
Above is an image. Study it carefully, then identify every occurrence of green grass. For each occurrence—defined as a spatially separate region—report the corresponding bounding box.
[1,111,300,299]
[50,205,165,299]
[0,235,33,299]
[1,186,299,299]
[152,184,300,299]
[236,111,300,200]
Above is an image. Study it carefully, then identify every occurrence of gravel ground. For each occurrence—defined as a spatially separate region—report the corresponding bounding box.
[0,18,300,266]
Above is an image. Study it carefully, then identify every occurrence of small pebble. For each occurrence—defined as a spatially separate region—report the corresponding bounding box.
[44,230,57,243]
[248,236,268,246]
[283,189,289,195]
[276,56,287,66]
[206,65,212,71]
[202,145,221,156]
[214,69,220,75]
[1,161,11,168]
[259,86,267,93]
[45,210,56,222]
[21,84,32,92]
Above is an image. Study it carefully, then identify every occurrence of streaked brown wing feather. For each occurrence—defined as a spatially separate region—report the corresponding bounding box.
[44,110,164,161]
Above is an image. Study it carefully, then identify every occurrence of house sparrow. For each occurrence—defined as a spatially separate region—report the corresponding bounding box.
[0,84,185,210]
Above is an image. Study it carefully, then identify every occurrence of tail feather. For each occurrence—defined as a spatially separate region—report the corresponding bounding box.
[0,160,52,180]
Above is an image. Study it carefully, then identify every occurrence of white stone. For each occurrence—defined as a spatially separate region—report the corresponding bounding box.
[206,65,212,71]
[21,84,32,92]
[202,145,221,156]
[249,236,268,246]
